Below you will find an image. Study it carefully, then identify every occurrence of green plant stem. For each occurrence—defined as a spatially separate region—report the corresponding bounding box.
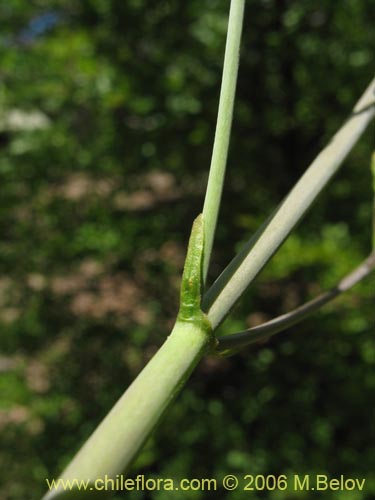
[202,0,245,282]
[216,252,375,355]
[204,77,375,328]
[43,320,211,499]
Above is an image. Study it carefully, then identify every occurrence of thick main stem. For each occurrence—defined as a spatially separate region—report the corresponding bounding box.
[43,322,210,499]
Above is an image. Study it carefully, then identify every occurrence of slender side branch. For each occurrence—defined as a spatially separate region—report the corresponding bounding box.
[204,77,375,328]
[216,252,375,355]
[202,0,245,282]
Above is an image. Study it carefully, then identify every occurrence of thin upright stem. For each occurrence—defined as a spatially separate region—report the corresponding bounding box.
[204,77,375,328]
[202,0,245,283]
[216,252,375,355]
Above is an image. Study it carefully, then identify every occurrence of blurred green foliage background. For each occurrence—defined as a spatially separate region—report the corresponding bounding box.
[0,1,374,499]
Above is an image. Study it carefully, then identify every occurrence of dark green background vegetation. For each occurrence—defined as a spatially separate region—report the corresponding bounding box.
[0,1,373,499]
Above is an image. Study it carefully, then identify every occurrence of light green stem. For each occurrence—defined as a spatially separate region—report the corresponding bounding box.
[43,214,214,499]
[204,77,375,328]
[202,0,245,282]
[43,321,211,499]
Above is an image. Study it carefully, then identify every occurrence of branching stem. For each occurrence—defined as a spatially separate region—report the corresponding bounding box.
[204,77,375,328]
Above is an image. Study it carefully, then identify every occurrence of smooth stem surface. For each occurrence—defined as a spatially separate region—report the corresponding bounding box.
[202,0,245,282]
[216,252,375,355]
[43,321,211,499]
[204,77,375,328]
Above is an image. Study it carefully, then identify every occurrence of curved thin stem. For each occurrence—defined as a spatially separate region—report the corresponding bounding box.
[215,252,375,355]
[204,77,375,328]
[202,0,245,283]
